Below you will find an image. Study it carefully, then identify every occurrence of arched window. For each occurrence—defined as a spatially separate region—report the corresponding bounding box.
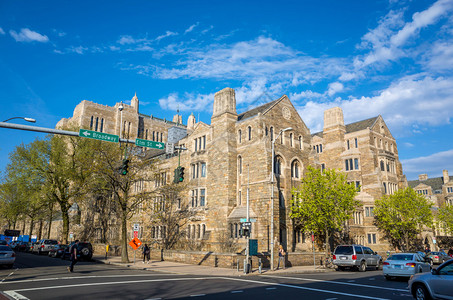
[265,127,268,136]
[95,117,99,131]
[100,118,104,132]
[197,224,201,239]
[202,224,206,238]
[270,127,274,141]
[291,160,300,178]
[248,126,252,141]
[290,133,293,147]
[380,161,385,171]
[299,136,303,150]
[238,130,242,143]
[90,116,93,130]
[274,156,282,176]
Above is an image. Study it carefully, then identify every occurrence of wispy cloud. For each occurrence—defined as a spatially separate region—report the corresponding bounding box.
[401,148,453,180]
[155,31,178,42]
[0,28,5,35]
[9,28,49,43]
[184,23,199,34]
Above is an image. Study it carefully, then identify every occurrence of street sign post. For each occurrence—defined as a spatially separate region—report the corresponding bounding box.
[79,129,119,143]
[129,237,142,264]
[240,218,256,223]
[135,138,165,149]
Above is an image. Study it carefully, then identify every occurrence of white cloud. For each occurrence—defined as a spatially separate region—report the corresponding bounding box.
[155,31,178,42]
[401,148,453,180]
[327,82,344,96]
[355,0,453,69]
[158,92,214,112]
[0,28,5,35]
[184,23,199,34]
[298,74,453,135]
[9,28,49,43]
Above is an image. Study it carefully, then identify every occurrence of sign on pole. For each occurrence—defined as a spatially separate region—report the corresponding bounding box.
[166,142,175,154]
[79,129,119,143]
[129,237,142,250]
[133,223,140,231]
[133,231,138,238]
[135,138,165,149]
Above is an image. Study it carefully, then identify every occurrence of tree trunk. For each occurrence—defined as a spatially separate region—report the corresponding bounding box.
[38,220,43,240]
[29,218,34,238]
[325,227,330,257]
[47,203,53,239]
[120,210,129,263]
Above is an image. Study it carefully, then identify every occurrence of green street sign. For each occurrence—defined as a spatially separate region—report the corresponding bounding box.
[79,129,119,143]
[135,138,165,149]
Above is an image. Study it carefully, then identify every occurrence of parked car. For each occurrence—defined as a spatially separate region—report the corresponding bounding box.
[48,244,68,258]
[427,251,452,265]
[61,242,93,261]
[0,240,9,246]
[417,251,434,266]
[332,244,382,272]
[408,258,453,299]
[32,239,59,255]
[383,253,431,280]
[0,245,15,269]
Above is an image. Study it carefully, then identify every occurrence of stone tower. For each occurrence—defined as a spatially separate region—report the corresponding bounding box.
[208,88,238,248]
[322,107,346,170]
[131,93,139,113]
[187,113,196,130]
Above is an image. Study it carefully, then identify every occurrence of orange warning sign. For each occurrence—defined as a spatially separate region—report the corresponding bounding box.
[129,237,142,250]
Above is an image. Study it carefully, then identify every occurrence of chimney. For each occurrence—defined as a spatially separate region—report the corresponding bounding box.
[418,174,428,181]
[443,170,449,184]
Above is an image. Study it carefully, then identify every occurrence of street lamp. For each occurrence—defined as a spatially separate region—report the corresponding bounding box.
[270,127,292,271]
[118,102,124,139]
[2,117,36,123]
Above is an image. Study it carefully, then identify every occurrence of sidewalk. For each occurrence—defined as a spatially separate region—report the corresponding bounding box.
[93,255,335,277]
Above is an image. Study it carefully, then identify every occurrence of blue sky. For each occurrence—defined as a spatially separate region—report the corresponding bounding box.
[1,0,453,181]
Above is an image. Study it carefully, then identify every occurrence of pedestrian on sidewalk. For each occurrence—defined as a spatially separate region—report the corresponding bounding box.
[143,244,150,263]
[277,245,286,270]
[67,240,79,273]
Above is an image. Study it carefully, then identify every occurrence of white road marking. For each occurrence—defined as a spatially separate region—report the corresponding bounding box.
[5,276,396,300]
[264,275,407,292]
[190,294,206,297]
[225,277,391,300]
[1,268,19,283]
[4,290,30,300]
[266,287,277,290]
[0,273,182,285]
[231,290,243,293]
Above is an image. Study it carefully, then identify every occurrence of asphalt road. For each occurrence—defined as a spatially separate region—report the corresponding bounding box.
[0,252,413,300]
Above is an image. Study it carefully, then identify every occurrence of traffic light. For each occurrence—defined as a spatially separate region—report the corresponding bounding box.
[179,167,184,182]
[119,159,129,175]
[173,166,185,183]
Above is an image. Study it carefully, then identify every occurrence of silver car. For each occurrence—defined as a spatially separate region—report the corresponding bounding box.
[333,244,382,271]
[32,239,59,255]
[408,258,453,300]
[383,253,431,280]
[0,245,16,269]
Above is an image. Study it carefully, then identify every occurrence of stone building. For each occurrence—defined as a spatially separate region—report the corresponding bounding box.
[56,87,408,261]
[408,170,453,248]
[312,107,407,251]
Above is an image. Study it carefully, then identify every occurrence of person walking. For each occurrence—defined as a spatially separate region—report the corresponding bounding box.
[143,244,150,263]
[277,245,286,270]
[67,240,79,273]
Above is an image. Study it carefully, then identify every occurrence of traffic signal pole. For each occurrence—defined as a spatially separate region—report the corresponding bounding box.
[0,122,136,144]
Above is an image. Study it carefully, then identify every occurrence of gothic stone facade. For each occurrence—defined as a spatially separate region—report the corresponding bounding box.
[59,88,407,255]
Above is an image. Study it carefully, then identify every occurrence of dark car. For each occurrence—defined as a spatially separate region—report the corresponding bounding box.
[15,242,29,252]
[48,244,68,258]
[61,242,93,261]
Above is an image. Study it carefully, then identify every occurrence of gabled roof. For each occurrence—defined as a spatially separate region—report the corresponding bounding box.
[345,116,379,133]
[237,99,280,122]
[311,116,379,138]
[408,176,453,191]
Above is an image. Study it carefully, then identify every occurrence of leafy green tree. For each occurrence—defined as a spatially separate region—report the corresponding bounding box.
[0,182,24,229]
[437,204,453,236]
[374,187,433,251]
[290,166,360,255]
